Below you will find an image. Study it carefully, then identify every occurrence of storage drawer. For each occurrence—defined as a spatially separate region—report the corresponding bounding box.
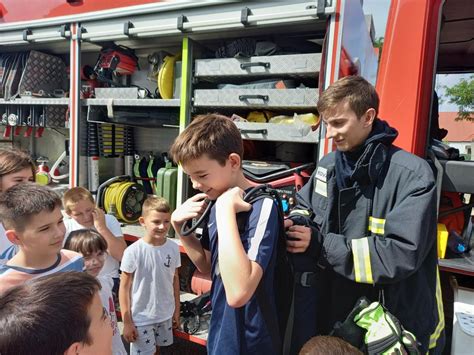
[235,122,319,143]
[193,89,317,109]
[194,53,321,78]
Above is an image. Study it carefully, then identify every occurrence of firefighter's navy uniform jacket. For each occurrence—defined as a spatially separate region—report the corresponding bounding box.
[292,119,445,353]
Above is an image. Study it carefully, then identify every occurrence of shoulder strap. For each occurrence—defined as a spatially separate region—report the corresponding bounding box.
[256,281,283,354]
[246,188,294,355]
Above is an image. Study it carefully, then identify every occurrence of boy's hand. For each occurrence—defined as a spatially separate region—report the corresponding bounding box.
[285,219,312,253]
[171,193,209,231]
[172,310,180,329]
[216,187,251,214]
[92,207,106,231]
[123,322,139,343]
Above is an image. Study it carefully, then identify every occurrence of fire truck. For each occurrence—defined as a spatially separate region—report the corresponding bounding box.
[1,0,472,352]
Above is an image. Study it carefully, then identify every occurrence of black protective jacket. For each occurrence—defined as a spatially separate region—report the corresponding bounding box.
[291,119,444,353]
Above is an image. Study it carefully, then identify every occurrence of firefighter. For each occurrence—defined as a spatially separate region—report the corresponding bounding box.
[285,76,445,354]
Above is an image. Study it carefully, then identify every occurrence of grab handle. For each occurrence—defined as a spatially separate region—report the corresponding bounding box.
[239,94,269,102]
[239,128,268,135]
[240,62,270,69]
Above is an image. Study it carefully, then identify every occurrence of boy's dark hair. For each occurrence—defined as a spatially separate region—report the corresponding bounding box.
[0,271,101,355]
[169,113,243,166]
[64,229,108,256]
[317,76,380,119]
[142,195,171,216]
[0,182,62,231]
[299,336,363,355]
[63,186,95,214]
[0,148,36,182]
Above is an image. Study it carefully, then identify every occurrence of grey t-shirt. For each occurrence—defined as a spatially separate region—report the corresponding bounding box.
[120,238,181,326]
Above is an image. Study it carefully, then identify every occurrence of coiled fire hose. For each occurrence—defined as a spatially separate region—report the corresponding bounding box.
[98,176,146,223]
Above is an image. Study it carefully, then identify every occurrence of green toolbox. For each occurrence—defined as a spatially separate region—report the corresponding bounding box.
[156,161,178,212]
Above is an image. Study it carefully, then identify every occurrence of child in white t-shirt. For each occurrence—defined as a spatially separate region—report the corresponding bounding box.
[64,229,127,355]
[62,187,126,294]
[119,196,180,355]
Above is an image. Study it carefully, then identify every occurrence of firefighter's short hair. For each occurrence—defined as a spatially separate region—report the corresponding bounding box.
[317,75,380,119]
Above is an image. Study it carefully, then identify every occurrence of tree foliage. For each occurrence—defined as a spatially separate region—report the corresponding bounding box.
[374,37,384,60]
[444,75,474,121]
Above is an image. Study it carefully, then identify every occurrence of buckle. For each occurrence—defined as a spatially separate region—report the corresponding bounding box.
[298,271,316,287]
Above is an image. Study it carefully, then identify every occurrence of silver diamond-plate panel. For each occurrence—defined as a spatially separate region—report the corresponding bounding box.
[18,51,67,95]
[195,53,321,78]
[45,105,68,128]
[194,89,318,109]
[95,87,139,99]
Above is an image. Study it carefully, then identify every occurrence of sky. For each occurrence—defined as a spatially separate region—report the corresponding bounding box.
[362,0,470,112]
[362,0,390,39]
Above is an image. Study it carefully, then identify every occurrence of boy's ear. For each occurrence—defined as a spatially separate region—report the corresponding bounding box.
[5,229,21,246]
[363,108,377,127]
[64,342,82,355]
[138,216,145,226]
[228,153,241,170]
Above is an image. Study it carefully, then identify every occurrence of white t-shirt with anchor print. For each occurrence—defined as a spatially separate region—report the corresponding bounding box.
[120,238,181,326]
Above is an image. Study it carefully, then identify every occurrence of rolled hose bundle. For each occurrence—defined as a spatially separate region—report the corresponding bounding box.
[103,181,146,223]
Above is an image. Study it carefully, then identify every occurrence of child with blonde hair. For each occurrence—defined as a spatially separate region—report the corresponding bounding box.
[120,196,180,355]
[63,186,126,295]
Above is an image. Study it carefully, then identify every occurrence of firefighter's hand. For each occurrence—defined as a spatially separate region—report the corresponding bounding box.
[92,207,106,231]
[286,220,312,253]
[171,193,209,232]
[123,322,139,343]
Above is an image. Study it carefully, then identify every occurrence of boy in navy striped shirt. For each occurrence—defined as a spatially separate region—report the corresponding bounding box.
[170,114,280,355]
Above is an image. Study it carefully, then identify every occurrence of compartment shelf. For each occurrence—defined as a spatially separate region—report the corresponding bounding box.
[0,98,69,106]
[83,98,181,107]
[235,121,319,143]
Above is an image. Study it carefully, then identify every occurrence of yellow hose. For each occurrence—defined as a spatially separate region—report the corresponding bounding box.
[104,181,144,223]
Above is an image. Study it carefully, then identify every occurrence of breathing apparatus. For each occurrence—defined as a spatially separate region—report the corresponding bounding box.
[96,175,146,223]
[180,184,283,237]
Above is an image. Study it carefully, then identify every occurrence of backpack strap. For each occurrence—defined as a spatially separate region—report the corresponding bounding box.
[256,281,283,354]
[247,187,294,355]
